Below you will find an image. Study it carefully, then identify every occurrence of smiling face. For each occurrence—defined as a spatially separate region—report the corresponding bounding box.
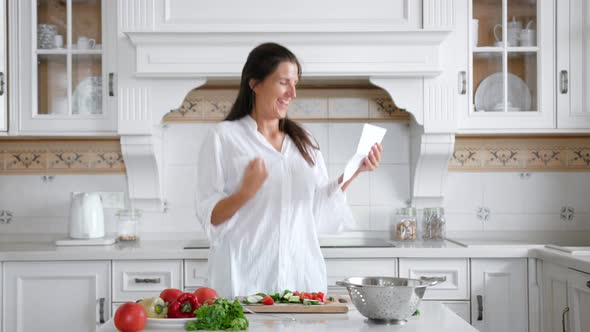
[250,61,299,120]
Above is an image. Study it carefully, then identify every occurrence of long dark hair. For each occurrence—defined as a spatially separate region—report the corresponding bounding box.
[225,42,318,166]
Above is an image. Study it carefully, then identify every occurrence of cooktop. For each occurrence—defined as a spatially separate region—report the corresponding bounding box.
[183,238,395,249]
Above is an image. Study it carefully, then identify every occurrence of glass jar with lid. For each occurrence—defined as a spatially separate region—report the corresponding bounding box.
[393,207,417,241]
[117,208,142,241]
[422,207,446,240]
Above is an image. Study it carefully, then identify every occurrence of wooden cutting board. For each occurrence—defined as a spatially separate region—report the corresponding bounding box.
[243,302,349,313]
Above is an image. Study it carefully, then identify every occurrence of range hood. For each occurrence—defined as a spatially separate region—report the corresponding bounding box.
[117,0,462,211]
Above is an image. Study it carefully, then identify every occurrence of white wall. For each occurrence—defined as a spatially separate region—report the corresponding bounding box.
[444,172,590,232]
[0,174,126,235]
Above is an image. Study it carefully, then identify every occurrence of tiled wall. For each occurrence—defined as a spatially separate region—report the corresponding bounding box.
[157,121,411,234]
[444,172,590,232]
[445,136,590,232]
[0,174,126,233]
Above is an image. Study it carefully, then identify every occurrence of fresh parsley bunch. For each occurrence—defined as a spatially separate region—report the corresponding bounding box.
[185,298,249,331]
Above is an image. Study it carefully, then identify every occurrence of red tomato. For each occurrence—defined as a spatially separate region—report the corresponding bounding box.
[317,291,326,302]
[193,287,219,304]
[114,302,147,332]
[261,295,274,305]
[160,288,183,303]
[293,291,300,296]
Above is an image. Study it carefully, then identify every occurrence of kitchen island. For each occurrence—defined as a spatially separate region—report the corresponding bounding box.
[98,301,477,332]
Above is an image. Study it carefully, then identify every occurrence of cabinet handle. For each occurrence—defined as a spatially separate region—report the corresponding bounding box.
[0,72,4,96]
[109,73,115,97]
[458,71,467,95]
[560,70,569,94]
[99,297,106,324]
[477,295,483,321]
[419,276,447,286]
[562,307,569,332]
[134,277,161,284]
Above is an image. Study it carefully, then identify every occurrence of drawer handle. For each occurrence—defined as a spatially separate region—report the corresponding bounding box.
[98,297,106,324]
[134,277,161,284]
[419,276,447,286]
[477,295,483,321]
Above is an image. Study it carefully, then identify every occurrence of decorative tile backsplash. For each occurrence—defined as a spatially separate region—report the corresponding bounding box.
[163,89,409,122]
[0,140,125,174]
[450,137,590,171]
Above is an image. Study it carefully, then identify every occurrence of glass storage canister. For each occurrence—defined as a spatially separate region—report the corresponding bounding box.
[422,207,446,240]
[394,207,417,240]
[117,208,142,241]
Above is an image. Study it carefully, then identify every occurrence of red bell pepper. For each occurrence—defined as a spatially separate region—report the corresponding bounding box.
[167,292,200,318]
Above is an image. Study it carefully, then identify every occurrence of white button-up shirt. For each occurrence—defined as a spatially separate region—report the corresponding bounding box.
[195,115,354,298]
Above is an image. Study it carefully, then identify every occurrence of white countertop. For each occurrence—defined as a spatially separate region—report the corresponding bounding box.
[97,301,477,332]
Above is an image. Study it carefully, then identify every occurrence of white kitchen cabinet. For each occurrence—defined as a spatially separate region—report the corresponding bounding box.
[399,258,469,300]
[541,262,569,332]
[566,269,590,332]
[184,259,208,291]
[3,261,110,332]
[458,0,556,131]
[112,260,183,303]
[8,0,117,135]
[470,258,528,332]
[556,0,590,128]
[0,0,7,133]
[541,262,590,332]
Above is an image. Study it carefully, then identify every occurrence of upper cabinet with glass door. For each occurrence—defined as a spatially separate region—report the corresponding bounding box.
[556,0,590,129]
[459,0,555,131]
[10,0,116,135]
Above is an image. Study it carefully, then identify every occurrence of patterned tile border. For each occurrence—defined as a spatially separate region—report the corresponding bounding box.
[163,89,410,122]
[0,139,125,174]
[450,136,590,171]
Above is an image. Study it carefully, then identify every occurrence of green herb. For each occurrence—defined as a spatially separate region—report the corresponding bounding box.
[185,298,249,331]
[413,308,421,316]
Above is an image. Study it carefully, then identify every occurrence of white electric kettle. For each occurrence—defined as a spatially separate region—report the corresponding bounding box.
[69,192,105,239]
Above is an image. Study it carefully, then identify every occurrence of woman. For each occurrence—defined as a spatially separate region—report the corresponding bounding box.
[195,42,382,298]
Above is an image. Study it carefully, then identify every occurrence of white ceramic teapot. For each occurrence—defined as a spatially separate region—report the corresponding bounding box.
[493,16,523,47]
[69,192,105,239]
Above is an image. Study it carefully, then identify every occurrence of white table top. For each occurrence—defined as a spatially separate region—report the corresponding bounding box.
[98,301,477,332]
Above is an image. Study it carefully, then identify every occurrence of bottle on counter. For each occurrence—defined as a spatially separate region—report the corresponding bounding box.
[422,207,446,241]
[394,207,417,241]
[117,208,142,241]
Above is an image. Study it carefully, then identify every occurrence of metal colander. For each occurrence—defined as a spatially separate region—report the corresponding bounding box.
[336,276,444,325]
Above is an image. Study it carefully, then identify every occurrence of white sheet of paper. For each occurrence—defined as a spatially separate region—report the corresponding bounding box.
[342,124,387,184]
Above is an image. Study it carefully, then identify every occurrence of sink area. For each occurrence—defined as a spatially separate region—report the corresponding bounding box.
[318,238,395,248]
[183,238,396,249]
